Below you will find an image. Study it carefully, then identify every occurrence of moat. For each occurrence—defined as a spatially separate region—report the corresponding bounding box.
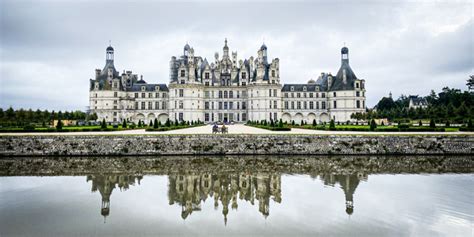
[0,155,473,236]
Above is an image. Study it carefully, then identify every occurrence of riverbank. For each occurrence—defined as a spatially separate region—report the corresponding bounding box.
[1,134,472,156]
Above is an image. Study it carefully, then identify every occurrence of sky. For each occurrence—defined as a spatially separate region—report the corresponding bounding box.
[0,0,473,111]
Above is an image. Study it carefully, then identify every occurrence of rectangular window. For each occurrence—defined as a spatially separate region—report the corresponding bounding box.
[179,101,183,109]
[149,93,152,98]
[224,91,228,98]
[155,101,159,110]
[179,89,184,97]
[162,101,166,109]
[114,92,118,97]
[219,91,223,98]
[285,93,288,98]
[179,113,183,121]
[333,101,337,109]
[224,102,228,110]
[297,93,301,98]
[205,113,209,122]
[242,102,247,109]
[274,101,277,109]
[356,100,361,108]
[242,113,247,121]
[135,102,138,109]
[285,101,289,109]
[356,91,360,97]
[274,113,277,121]
[229,91,233,98]
[219,102,223,110]
[148,101,152,110]
[205,81,210,86]
[141,102,145,110]
[205,102,210,110]
[142,93,145,98]
[309,93,313,98]
[271,70,275,77]
[242,72,246,79]
[269,89,272,97]
[291,101,295,109]
[333,92,337,97]
[322,93,326,98]
[322,101,326,109]
[229,102,233,110]
[205,72,210,79]
[297,101,301,109]
[180,70,185,77]
[304,101,307,109]
[309,101,314,109]
[242,82,246,86]
[316,101,320,109]
[274,89,277,97]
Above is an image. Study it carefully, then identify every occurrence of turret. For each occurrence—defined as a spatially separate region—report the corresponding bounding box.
[341,46,349,64]
[223,38,229,58]
[106,45,114,64]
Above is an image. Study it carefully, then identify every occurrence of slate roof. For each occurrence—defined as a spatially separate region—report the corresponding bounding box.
[409,95,428,106]
[329,60,358,91]
[129,84,169,92]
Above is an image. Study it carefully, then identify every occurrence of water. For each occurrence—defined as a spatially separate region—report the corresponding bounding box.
[0,156,473,237]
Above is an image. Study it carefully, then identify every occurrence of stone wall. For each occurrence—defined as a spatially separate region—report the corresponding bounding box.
[1,134,473,156]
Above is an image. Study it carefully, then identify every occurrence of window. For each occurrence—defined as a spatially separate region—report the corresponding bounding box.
[180,80,185,84]
[309,101,314,109]
[141,102,145,110]
[142,93,145,98]
[141,86,146,91]
[269,89,272,97]
[179,89,184,97]
[229,91,233,98]
[303,93,307,98]
[224,91,228,98]
[242,113,247,121]
[156,93,159,98]
[114,92,117,97]
[179,101,184,109]
[322,93,326,98]
[237,102,240,109]
[285,101,289,109]
[272,70,275,77]
[179,113,183,121]
[205,81,210,86]
[219,91,223,98]
[224,102,228,110]
[356,100,360,108]
[274,101,277,109]
[242,72,246,79]
[274,89,277,97]
[205,113,209,122]
[205,72,210,79]
[155,101,160,110]
[322,101,326,109]
[148,101,152,110]
[290,86,294,91]
[180,70,185,77]
[229,102,233,110]
[316,101,320,109]
[205,102,210,110]
[285,93,288,98]
[356,83,359,88]
[135,102,138,109]
[148,93,152,98]
[291,101,295,109]
[356,91,360,97]
[218,102,223,110]
[162,101,166,109]
[242,102,247,109]
[303,86,307,91]
[291,93,294,98]
[303,101,307,109]
[333,92,337,97]
[297,93,301,98]
[309,93,313,98]
[333,101,337,109]
[242,82,246,86]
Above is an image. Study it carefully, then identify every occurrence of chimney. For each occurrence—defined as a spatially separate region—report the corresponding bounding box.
[95,69,101,79]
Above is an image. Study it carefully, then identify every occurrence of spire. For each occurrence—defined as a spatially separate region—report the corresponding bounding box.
[341,44,349,64]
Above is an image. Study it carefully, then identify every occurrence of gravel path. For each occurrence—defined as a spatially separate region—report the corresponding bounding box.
[0,124,472,136]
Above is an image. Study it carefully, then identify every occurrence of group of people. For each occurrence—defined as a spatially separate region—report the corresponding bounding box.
[212,123,228,134]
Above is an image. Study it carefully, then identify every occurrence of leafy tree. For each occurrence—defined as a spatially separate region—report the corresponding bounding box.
[101,118,107,129]
[329,119,336,130]
[122,120,127,128]
[466,75,474,91]
[370,119,377,131]
[429,119,436,128]
[312,119,317,126]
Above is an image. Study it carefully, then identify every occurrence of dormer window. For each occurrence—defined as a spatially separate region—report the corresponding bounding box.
[272,70,275,77]
[356,82,359,88]
[303,86,307,91]
[242,72,246,79]
[205,72,210,79]
[141,86,146,91]
[180,70,185,77]
[290,86,294,91]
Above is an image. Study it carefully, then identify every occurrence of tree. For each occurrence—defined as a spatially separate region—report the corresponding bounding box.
[122,120,127,128]
[279,119,283,128]
[138,120,142,127]
[376,97,396,111]
[312,119,317,126]
[149,120,153,127]
[370,119,377,131]
[165,118,171,127]
[429,119,436,128]
[467,75,474,91]
[154,118,159,128]
[419,120,423,126]
[329,119,336,130]
[468,119,473,128]
[101,118,107,129]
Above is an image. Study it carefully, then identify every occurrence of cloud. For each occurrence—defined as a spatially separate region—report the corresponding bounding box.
[0,0,472,110]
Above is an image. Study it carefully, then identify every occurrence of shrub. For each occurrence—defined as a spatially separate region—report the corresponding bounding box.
[101,119,107,129]
[122,120,127,128]
[56,119,63,130]
[419,120,423,126]
[312,119,316,126]
[23,124,35,131]
[154,118,159,128]
[445,120,450,127]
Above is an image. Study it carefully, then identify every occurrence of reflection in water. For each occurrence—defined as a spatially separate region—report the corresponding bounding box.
[86,174,143,222]
[86,171,367,223]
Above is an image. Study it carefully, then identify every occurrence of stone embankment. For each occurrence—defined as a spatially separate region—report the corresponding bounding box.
[0,134,473,156]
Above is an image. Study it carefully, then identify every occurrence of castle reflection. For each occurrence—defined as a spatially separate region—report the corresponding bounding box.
[86,172,366,223]
[86,174,143,222]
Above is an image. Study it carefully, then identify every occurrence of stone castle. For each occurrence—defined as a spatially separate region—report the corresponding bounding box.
[89,40,366,124]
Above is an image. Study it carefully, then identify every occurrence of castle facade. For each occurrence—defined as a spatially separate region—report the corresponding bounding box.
[89,40,366,124]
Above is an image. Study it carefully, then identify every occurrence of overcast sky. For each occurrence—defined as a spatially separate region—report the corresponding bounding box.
[1,0,472,111]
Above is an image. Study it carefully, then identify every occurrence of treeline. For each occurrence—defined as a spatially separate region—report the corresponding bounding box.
[352,87,473,123]
[0,107,97,127]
